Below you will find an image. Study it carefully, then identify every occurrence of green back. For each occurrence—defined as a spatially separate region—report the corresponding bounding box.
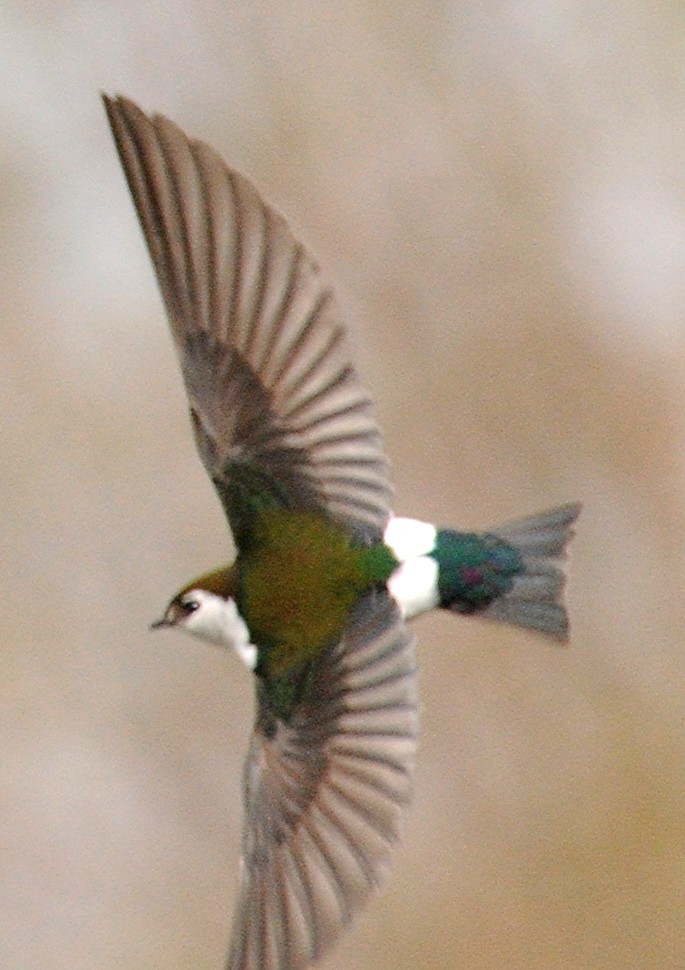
[238,507,397,718]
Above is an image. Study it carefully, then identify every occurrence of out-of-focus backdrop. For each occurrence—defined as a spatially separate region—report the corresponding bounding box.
[3,3,685,968]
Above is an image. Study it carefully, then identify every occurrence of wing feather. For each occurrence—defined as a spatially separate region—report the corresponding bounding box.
[104,95,392,545]
[228,591,417,970]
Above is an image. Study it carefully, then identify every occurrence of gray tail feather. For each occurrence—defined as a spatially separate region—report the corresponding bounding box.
[481,502,581,641]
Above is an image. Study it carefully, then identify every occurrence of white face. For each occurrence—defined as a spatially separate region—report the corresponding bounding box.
[154,589,257,670]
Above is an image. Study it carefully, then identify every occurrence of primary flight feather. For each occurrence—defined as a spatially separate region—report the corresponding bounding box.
[103,94,579,970]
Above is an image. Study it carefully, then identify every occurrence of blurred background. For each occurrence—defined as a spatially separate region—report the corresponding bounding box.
[2,2,685,968]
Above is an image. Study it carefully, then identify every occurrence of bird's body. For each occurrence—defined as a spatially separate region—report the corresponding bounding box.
[104,94,580,970]
[173,503,578,713]
[240,509,396,677]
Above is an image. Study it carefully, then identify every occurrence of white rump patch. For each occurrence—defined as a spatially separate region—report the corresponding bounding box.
[384,516,437,562]
[388,555,440,620]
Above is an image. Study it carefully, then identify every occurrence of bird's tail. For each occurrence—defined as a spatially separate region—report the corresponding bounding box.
[437,503,581,641]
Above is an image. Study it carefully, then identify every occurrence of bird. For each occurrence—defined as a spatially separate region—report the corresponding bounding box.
[103,94,580,970]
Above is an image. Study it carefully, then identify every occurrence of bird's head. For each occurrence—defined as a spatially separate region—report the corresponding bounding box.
[150,566,256,669]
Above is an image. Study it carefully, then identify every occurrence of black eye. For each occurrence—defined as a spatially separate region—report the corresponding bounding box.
[180,599,200,614]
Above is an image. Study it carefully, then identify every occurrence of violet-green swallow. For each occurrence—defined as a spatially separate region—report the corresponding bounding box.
[103,95,580,970]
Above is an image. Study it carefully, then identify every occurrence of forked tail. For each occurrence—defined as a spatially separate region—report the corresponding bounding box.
[436,503,581,640]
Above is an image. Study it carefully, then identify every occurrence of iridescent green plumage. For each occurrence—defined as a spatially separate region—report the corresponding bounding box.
[433,529,523,612]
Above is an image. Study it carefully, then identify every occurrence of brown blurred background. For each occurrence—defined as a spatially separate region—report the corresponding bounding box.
[2,2,685,968]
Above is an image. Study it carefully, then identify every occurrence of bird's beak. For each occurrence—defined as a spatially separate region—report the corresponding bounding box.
[150,616,170,630]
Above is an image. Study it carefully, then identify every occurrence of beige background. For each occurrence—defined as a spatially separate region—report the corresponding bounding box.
[2,2,685,968]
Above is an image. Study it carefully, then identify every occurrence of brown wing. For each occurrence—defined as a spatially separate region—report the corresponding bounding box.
[103,95,392,548]
[228,590,418,970]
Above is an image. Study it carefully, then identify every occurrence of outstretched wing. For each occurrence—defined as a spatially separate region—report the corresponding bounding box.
[104,95,392,548]
[229,591,418,970]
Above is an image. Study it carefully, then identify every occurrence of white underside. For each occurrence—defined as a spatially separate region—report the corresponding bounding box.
[384,516,440,620]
